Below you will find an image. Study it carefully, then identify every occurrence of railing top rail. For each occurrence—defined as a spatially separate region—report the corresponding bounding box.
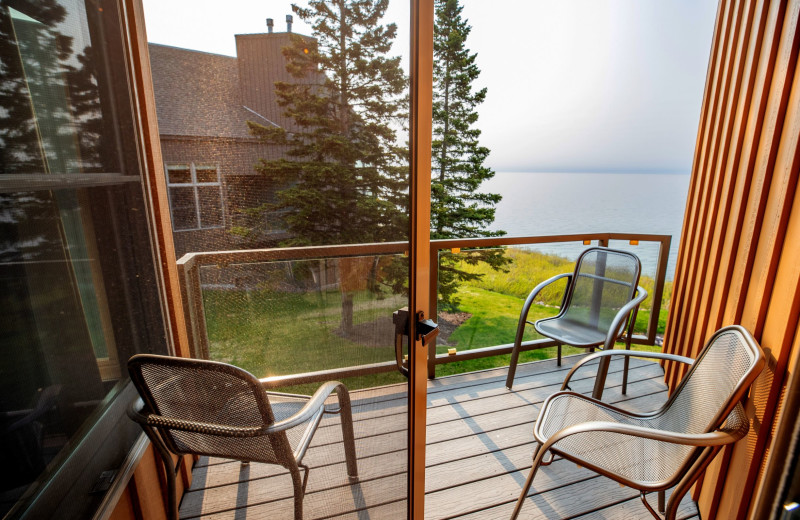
[177,232,672,268]
[431,233,670,250]
[176,241,407,270]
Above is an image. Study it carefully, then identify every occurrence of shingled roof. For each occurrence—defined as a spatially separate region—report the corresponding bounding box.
[148,43,277,139]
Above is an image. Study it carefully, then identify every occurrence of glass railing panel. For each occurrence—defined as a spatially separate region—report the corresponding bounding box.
[434,244,576,376]
[607,239,670,339]
[198,254,409,393]
[433,236,669,377]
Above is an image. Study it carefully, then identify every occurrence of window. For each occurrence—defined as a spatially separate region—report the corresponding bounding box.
[166,163,224,230]
[0,2,169,517]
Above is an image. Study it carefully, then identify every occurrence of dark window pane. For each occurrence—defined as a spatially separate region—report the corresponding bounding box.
[0,1,169,515]
[167,165,191,184]
[197,186,223,227]
[195,165,218,183]
[169,187,198,229]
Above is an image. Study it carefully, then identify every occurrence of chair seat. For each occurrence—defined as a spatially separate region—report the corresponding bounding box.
[535,393,694,487]
[534,317,609,348]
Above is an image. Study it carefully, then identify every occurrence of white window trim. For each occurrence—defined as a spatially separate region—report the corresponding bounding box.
[165,162,225,232]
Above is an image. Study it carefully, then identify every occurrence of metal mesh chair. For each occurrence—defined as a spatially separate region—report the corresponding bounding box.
[506,247,647,396]
[127,354,358,520]
[510,325,765,520]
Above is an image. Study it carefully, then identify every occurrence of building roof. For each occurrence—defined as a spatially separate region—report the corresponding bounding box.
[148,43,276,139]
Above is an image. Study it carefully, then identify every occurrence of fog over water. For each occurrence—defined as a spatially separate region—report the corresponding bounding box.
[480,171,691,280]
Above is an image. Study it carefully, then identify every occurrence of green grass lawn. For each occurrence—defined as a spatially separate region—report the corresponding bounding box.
[201,249,670,392]
[203,288,408,394]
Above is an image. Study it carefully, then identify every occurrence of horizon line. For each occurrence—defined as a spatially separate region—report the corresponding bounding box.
[489,169,690,175]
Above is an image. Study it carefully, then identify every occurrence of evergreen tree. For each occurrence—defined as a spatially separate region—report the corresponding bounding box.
[248,0,408,334]
[431,0,507,309]
[248,0,408,248]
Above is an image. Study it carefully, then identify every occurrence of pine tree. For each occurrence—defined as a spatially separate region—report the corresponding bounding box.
[248,0,408,334]
[431,0,507,309]
[248,0,408,248]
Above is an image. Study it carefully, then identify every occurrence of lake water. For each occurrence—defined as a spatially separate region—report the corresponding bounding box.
[480,172,691,280]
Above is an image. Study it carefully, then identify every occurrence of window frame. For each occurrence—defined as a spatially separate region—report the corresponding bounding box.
[165,162,225,232]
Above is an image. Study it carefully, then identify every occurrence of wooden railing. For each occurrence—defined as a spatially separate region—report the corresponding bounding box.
[177,232,671,388]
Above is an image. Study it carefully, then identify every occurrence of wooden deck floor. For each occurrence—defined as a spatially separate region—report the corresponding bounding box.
[179,355,699,519]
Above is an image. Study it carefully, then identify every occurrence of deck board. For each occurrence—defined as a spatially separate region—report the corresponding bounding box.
[180,355,699,519]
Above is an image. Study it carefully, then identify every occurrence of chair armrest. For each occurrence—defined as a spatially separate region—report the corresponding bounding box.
[128,396,147,425]
[129,397,267,437]
[561,346,694,391]
[543,419,748,456]
[517,273,573,328]
[541,404,749,454]
[128,381,349,437]
[602,285,649,351]
[128,382,351,437]
[527,273,573,308]
[265,381,348,434]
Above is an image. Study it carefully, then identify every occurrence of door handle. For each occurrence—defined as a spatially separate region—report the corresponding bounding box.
[393,308,410,377]
[392,309,440,377]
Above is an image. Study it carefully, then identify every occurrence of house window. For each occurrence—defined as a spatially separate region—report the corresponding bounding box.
[166,163,224,230]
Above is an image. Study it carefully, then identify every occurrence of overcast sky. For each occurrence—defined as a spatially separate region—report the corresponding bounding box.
[143,0,718,174]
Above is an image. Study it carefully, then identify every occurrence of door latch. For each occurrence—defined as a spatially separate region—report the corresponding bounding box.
[415,311,439,346]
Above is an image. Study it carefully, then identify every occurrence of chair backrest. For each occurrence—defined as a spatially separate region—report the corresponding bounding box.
[561,248,641,333]
[128,354,295,466]
[656,325,765,434]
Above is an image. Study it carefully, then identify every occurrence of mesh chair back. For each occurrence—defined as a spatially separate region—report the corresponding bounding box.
[561,248,641,334]
[656,326,763,434]
[129,355,295,466]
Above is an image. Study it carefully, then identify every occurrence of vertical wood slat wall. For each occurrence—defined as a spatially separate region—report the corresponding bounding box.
[662,1,800,518]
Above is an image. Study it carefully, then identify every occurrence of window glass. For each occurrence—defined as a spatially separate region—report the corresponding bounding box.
[197,185,224,227]
[167,164,192,183]
[195,165,219,183]
[0,1,168,517]
[169,186,199,229]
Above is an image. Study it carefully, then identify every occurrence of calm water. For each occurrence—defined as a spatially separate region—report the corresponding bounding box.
[480,172,691,280]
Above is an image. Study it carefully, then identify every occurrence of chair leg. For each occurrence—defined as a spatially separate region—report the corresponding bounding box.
[591,355,612,400]
[506,304,533,390]
[622,308,636,395]
[144,426,180,520]
[557,344,562,366]
[510,443,547,520]
[165,455,180,520]
[658,489,665,513]
[506,335,523,390]
[335,384,359,477]
[622,354,630,395]
[664,446,722,520]
[639,492,663,520]
[290,466,305,520]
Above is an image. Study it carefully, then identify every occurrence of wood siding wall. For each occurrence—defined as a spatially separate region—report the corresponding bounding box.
[235,32,320,131]
[662,1,800,518]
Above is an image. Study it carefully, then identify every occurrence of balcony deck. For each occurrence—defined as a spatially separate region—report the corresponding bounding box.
[179,355,698,519]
